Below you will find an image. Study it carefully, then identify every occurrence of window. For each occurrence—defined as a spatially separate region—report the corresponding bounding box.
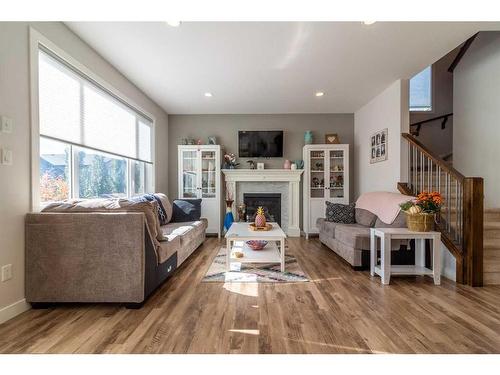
[409,66,432,112]
[38,48,154,204]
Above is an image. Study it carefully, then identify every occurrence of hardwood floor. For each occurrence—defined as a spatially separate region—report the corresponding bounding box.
[1,237,500,354]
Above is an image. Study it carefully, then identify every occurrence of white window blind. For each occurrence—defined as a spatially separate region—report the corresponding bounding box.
[38,49,153,163]
[409,66,432,112]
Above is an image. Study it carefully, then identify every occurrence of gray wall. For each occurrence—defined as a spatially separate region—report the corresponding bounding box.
[0,22,169,319]
[454,31,500,208]
[168,114,354,200]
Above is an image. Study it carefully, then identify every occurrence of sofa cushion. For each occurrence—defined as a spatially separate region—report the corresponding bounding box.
[325,202,355,224]
[316,218,338,238]
[161,219,208,247]
[374,211,407,228]
[334,224,371,249]
[355,208,377,227]
[172,199,202,222]
[157,235,181,264]
[154,193,173,223]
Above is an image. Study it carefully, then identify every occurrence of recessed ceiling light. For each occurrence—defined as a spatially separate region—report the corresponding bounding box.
[166,21,181,27]
[315,91,325,97]
[204,92,213,97]
[363,21,376,25]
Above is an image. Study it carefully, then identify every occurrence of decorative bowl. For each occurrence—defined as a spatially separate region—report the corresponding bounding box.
[245,240,268,251]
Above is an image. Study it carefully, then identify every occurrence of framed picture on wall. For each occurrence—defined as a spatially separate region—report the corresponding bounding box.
[370,128,388,164]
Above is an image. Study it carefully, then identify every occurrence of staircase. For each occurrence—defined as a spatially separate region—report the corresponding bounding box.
[484,209,500,284]
[399,133,484,286]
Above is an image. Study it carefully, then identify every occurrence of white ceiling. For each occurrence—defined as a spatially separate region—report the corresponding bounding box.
[66,22,500,114]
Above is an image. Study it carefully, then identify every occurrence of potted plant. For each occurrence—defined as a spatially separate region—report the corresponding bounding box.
[400,191,443,232]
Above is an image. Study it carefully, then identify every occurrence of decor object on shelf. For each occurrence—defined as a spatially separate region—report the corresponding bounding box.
[304,130,313,145]
[207,136,217,145]
[232,251,244,258]
[399,191,443,232]
[257,162,265,170]
[254,206,267,227]
[247,160,256,169]
[325,133,340,144]
[370,128,388,164]
[187,138,196,145]
[290,163,297,170]
[197,139,203,145]
[181,138,188,145]
[294,159,304,169]
[237,203,246,222]
[245,240,268,251]
[248,223,273,231]
[283,159,291,169]
[224,200,235,231]
[223,153,239,169]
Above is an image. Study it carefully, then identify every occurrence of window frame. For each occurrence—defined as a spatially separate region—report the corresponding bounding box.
[409,65,434,113]
[30,27,156,211]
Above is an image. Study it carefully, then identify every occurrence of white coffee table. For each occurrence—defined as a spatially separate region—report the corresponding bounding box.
[370,228,442,285]
[225,222,287,272]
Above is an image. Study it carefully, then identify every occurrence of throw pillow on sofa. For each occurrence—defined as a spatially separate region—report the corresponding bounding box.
[129,193,170,225]
[325,202,355,224]
[172,199,202,222]
[355,208,377,227]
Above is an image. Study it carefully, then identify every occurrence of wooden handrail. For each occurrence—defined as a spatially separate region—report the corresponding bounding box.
[402,133,465,181]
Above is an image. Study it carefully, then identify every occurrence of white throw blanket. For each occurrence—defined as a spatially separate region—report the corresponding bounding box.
[356,191,414,224]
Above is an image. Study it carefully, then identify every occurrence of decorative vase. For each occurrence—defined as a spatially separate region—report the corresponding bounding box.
[283,159,291,169]
[405,212,435,232]
[254,206,267,227]
[304,131,313,145]
[224,200,234,231]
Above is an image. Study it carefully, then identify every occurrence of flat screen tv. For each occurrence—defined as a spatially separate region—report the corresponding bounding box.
[238,130,284,158]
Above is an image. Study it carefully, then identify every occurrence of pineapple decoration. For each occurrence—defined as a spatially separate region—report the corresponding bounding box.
[254,206,267,228]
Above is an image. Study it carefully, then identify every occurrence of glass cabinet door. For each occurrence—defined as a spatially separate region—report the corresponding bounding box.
[201,150,217,198]
[181,150,198,198]
[309,150,325,198]
[328,149,345,199]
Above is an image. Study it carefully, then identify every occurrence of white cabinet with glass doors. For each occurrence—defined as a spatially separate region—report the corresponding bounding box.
[178,145,221,237]
[303,144,350,238]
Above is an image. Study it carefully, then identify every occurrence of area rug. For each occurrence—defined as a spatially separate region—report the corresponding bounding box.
[202,247,309,283]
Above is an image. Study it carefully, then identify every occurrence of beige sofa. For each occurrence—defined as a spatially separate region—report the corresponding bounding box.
[25,197,207,308]
[317,207,408,269]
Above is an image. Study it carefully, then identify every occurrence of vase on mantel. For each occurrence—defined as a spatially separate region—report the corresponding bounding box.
[223,200,234,231]
[283,159,291,169]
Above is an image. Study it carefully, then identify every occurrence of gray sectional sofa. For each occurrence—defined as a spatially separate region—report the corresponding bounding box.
[25,195,207,308]
[317,208,408,268]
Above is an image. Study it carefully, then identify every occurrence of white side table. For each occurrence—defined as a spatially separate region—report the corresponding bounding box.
[370,228,441,285]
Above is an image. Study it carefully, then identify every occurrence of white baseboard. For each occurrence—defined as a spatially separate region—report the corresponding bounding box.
[0,299,31,324]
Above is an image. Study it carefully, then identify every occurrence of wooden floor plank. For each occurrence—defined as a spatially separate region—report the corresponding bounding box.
[1,237,500,354]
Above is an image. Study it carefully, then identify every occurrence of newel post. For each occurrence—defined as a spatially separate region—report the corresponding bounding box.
[462,177,484,286]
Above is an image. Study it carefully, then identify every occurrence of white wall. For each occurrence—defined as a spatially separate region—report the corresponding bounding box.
[354,80,409,199]
[0,22,169,323]
[454,31,500,208]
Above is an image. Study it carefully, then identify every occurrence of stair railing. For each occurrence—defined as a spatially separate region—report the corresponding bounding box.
[399,133,484,286]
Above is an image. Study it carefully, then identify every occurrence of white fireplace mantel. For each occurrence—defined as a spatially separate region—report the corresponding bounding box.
[222,169,304,237]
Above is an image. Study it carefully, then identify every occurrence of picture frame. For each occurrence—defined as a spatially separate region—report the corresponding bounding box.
[370,128,388,164]
[325,133,340,144]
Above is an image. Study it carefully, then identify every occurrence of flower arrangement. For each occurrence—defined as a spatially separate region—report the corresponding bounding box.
[400,191,443,214]
[400,191,443,232]
[223,153,239,169]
